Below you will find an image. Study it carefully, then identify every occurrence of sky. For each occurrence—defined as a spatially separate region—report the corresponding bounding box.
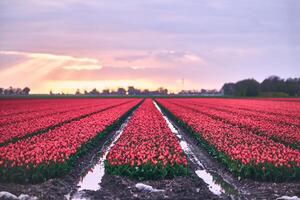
[0,0,299,93]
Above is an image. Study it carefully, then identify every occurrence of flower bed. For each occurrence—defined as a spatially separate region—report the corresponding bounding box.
[156,98,300,181]
[169,98,300,148]
[106,99,188,180]
[0,99,133,145]
[0,99,142,183]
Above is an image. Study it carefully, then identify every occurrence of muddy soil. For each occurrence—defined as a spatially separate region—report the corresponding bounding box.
[85,173,221,200]
[0,105,299,200]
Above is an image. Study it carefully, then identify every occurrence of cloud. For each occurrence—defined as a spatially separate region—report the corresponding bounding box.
[182,53,203,62]
[152,50,205,64]
[130,66,146,70]
[113,50,204,64]
[114,54,148,62]
[62,65,102,70]
[0,51,100,64]
[0,51,102,87]
[46,66,165,81]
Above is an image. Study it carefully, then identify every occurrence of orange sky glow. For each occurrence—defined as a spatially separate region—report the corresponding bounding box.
[0,1,299,93]
[0,50,203,93]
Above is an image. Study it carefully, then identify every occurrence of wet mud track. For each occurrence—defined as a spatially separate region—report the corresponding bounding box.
[0,102,299,200]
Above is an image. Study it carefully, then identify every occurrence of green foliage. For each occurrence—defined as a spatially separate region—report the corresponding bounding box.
[259,92,289,97]
[105,161,188,180]
[222,76,300,97]
[235,79,260,97]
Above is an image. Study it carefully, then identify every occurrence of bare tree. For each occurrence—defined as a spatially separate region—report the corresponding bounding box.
[75,89,81,95]
[22,87,30,95]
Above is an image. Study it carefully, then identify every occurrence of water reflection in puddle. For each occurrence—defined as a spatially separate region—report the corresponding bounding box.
[68,112,134,199]
[195,170,223,195]
[79,115,132,190]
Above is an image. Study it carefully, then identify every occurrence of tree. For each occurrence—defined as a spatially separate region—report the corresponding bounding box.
[158,87,168,95]
[7,87,14,95]
[285,78,299,96]
[143,89,150,95]
[117,87,126,95]
[75,89,81,95]
[4,89,9,95]
[22,87,30,95]
[102,89,110,95]
[200,89,207,94]
[0,88,4,95]
[14,88,22,94]
[260,76,285,93]
[128,86,138,95]
[128,86,135,95]
[221,83,236,96]
[235,79,260,96]
[89,88,99,95]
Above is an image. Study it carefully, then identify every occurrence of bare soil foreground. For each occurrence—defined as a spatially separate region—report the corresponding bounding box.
[0,106,299,200]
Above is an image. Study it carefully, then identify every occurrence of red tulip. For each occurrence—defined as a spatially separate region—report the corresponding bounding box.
[107,99,187,168]
[0,99,142,168]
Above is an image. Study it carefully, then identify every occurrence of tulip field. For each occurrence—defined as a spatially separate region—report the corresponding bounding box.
[0,98,142,182]
[156,98,300,181]
[0,97,299,185]
[0,99,134,145]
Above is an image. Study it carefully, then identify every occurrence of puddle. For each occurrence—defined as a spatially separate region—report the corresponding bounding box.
[135,183,165,193]
[276,196,300,200]
[195,170,223,196]
[65,191,90,200]
[68,112,134,199]
[154,101,238,197]
[0,191,38,200]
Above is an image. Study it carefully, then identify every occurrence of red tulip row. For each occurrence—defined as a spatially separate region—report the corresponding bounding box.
[156,99,300,180]
[0,99,49,116]
[0,99,142,182]
[106,99,188,179]
[202,98,300,118]
[177,98,300,127]
[170,99,300,147]
[0,99,91,116]
[0,99,99,126]
[0,99,133,145]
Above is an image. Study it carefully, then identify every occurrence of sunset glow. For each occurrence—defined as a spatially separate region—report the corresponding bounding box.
[0,0,299,93]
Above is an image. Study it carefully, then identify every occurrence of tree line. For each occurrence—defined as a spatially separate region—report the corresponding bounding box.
[49,86,169,96]
[222,76,300,97]
[0,87,30,95]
